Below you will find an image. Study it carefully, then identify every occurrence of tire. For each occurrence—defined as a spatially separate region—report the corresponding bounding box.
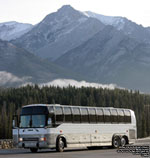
[30,148,38,153]
[121,137,126,147]
[112,136,121,148]
[56,137,65,152]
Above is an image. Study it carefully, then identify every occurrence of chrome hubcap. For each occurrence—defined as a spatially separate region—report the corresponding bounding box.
[59,139,64,149]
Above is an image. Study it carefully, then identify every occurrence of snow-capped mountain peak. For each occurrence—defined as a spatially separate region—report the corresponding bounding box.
[0,21,33,41]
[85,11,126,30]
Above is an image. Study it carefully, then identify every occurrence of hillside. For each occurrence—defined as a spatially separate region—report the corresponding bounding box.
[0,40,84,86]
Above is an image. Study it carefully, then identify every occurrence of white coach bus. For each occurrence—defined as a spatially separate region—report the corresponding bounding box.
[13,104,137,152]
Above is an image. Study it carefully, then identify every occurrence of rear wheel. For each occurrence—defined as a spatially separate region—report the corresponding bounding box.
[112,136,121,148]
[30,148,38,153]
[56,137,65,152]
[121,137,126,147]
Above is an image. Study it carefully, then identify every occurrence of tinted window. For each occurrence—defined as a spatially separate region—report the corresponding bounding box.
[110,109,118,123]
[20,115,46,128]
[81,108,89,123]
[118,109,125,123]
[21,106,48,115]
[124,110,131,123]
[64,107,72,123]
[32,115,46,128]
[97,109,104,123]
[47,106,55,125]
[104,109,111,123]
[48,106,54,114]
[72,107,81,123]
[89,108,96,123]
[55,106,64,123]
[20,115,30,128]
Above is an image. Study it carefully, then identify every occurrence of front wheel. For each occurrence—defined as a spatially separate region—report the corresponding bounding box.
[112,136,121,148]
[30,148,38,153]
[56,137,65,152]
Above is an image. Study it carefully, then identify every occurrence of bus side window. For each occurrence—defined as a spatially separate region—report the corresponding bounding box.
[55,106,64,124]
[124,110,131,123]
[103,109,111,123]
[81,108,89,123]
[72,107,81,123]
[118,109,125,123]
[48,106,55,125]
[110,109,118,123]
[89,108,96,123]
[97,109,104,123]
[64,107,72,123]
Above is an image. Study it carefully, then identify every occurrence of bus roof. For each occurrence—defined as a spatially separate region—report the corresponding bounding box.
[22,104,132,111]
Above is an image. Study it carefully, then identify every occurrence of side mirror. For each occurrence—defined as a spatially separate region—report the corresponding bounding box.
[13,120,15,128]
[47,118,52,126]
[13,115,19,128]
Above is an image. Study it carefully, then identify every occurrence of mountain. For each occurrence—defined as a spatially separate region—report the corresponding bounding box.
[0,21,33,41]
[12,5,105,61]
[56,25,150,92]
[0,40,84,87]
[2,5,150,92]
[85,11,150,43]
[84,11,125,29]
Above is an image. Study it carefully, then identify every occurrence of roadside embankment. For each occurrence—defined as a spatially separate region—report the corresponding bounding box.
[0,140,13,149]
[135,137,150,145]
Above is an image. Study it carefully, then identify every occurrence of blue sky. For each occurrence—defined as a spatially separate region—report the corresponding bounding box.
[0,0,150,27]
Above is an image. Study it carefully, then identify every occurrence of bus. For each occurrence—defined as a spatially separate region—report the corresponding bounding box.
[13,104,137,152]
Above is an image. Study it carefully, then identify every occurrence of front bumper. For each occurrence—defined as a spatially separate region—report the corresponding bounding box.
[18,141,49,149]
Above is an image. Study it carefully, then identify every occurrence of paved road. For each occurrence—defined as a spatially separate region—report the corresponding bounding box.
[0,138,150,158]
[0,147,145,158]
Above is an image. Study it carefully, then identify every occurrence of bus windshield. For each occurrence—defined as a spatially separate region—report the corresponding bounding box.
[20,115,46,128]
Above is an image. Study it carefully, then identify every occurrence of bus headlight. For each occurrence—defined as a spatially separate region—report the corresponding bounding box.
[40,137,46,141]
[19,137,23,142]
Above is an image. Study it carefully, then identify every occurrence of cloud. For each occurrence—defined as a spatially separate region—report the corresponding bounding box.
[0,73,120,90]
[40,79,118,89]
[0,71,32,86]
[0,71,23,85]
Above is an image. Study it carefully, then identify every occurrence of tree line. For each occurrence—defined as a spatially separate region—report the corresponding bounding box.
[0,85,150,139]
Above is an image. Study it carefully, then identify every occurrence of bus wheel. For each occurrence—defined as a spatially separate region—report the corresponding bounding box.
[121,137,126,147]
[30,148,38,153]
[112,136,121,148]
[56,137,65,152]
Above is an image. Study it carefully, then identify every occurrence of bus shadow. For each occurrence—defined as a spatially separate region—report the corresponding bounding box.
[64,146,114,152]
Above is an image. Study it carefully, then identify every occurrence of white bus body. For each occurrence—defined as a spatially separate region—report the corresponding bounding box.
[13,104,137,152]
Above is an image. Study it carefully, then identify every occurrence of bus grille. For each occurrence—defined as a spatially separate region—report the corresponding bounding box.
[23,138,39,141]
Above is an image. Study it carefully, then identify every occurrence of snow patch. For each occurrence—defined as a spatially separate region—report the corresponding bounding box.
[85,11,125,30]
[0,21,33,40]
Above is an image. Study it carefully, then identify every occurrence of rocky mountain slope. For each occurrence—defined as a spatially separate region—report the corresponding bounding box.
[12,5,105,60]
[86,11,150,43]
[56,25,150,92]
[0,40,83,87]
[0,21,33,41]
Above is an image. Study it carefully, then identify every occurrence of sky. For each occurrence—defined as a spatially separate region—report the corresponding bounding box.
[0,0,150,27]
